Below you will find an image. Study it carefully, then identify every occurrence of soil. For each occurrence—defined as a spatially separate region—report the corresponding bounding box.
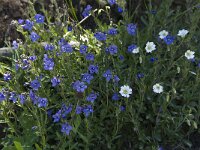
[0,0,29,47]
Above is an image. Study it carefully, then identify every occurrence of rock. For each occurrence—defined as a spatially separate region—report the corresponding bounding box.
[0,0,28,48]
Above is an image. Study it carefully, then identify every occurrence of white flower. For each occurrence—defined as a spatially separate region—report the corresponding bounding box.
[132,47,140,54]
[145,42,156,53]
[80,35,89,42]
[119,85,132,98]
[159,30,168,39]
[69,41,80,47]
[177,29,189,38]
[185,50,195,60]
[153,83,163,94]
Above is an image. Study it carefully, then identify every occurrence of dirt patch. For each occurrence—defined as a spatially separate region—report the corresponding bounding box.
[0,0,28,47]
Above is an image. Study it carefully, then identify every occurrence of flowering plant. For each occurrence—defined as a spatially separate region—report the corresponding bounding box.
[0,0,200,149]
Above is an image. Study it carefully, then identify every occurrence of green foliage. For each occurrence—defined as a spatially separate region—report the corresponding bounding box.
[0,0,200,149]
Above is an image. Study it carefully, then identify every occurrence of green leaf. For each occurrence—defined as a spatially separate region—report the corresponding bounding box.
[14,141,23,150]
[35,144,42,150]
[192,121,198,129]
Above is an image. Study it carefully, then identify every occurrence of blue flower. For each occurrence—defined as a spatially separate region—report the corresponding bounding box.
[94,32,107,41]
[150,57,158,62]
[108,0,116,6]
[88,65,98,74]
[29,90,38,105]
[4,73,11,81]
[72,80,87,93]
[30,79,41,90]
[127,44,137,53]
[19,94,26,104]
[43,54,54,70]
[61,122,73,135]
[81,73,94,84]
[47,109,53,117]
[82,5,92,18]
[80,45,88,54]
[68,26,72,31]
[103,69,112,82]
[127,23,137,36]
[22,59,30,70]
[29,56,37,61]
[150,10,157,15]
[158,146,164,150]
[86,53,95,61]
[9,92,17,103]
[163,35,175,45]
[15,63,20,71]
[106,45,118,55]
[76,106,82,114]
[120,105,126,111]
[23,19,34,31]
[18,19,24,24]
[37,97,48,108]
[52,110,62,122]
[12,41,19,50]
[86,93,98,103]
[108,28,117,35]
[0,92,6,102]
[118,7,123,13]
[30,32,40,42]
[35,14,45,23]
[58,38,67,46]
[61,104,73,118]
[190,58,195,63]
[44,44,55,51]
[119,55,124,61]
[136,73,144,79]
[112,93,119,101]
[61,43,73,53]
[113,75,120,83]
[83,105,93,117]
[51,77,60,87]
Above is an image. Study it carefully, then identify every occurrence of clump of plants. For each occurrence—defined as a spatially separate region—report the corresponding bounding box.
[0,0,200,149]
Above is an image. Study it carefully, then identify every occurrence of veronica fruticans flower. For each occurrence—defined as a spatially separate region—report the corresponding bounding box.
[12,40,19,50]
[79,45,88,54]
[185,50,195,60]
[30,32,40,42]
[107,28,117,35]
[127,44,139,53]
[103,69,112,82]
[106,45,118,55]
[86,93,98,103]
[159,30,168,39]
[23,19,34,31]
[145,41,156,53]
[35,14,45,24]
[177,29,189,38]
[0,92,6,102]
[30,79,41,90]
[37,97,48,108]
[4,73,11,81]
[61,122,73,135]
[127,23,137,36]
[108,0,116,6]
[81,73,94,84]
[51,77,60,87]
[163,35,175,45]
[119,85,132,98]
[94,32,107,41]
[153,83,163,94]
[82,5,92,18]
